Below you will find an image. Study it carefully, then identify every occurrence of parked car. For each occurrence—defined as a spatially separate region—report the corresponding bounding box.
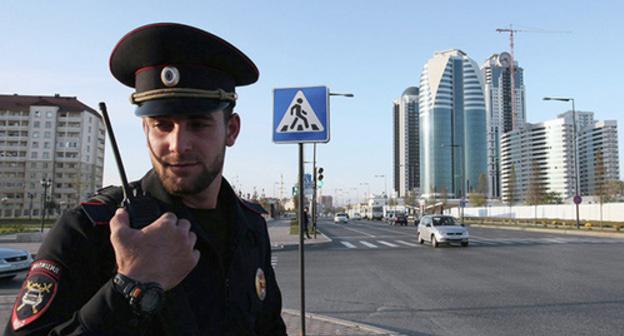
[0,248,33,280]
[351,213,362,220]
[334,213,349,224]
[391,213,408,226]
[417,215,469,247]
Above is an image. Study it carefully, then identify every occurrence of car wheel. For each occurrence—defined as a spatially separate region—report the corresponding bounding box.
[417,232,424,244]
[461,241,469,247]
[431,235,438,248]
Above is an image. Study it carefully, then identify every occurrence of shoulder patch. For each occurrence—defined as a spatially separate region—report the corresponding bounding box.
[11,260,62,331]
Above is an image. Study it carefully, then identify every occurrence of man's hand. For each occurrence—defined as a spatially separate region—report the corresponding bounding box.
[110,208,200,290]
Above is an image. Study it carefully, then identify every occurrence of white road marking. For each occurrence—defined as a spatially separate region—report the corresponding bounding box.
[396,240,420,247]
[377,240,399,247]
[360,241,378,248]
[340,241,357,248]
[339,226,377,238]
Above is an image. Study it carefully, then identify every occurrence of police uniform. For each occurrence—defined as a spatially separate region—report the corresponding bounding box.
[5,23,287,336]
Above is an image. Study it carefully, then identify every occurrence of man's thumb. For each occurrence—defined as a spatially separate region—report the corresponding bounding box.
[110,208,130,233]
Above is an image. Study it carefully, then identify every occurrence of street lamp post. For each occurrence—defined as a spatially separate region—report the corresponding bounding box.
[1,197,8,218]
[28,193,34,221]
[374,174,387,199]
[40,178,51,233]
[442,144,466,224]
[543,97,580,229]
[360,182,370,203]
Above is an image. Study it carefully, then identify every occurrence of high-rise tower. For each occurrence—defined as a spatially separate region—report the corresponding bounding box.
[393,87,419,198]
[419,50,487,199]
[481,53,526,199]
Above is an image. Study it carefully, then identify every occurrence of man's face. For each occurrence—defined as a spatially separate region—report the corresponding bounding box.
[143,110,240,196]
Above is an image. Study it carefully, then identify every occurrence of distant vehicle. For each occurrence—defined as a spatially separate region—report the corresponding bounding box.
[0,248,33,280]
[351,213,362,220]
[334,213,349,224]
[407,214,420,226]
[371,206,383,220]
[391,213,408,226]
[417,215,469,248]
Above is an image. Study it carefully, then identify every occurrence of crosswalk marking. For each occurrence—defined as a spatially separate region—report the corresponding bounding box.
[271,256,278,267]
[332,237,624,250]
[377,240,399,247]
[360,241,378,248]
[340,241,357,248]
[396,240,420,247]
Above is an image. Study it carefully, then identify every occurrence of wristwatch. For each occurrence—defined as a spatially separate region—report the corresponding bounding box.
[113,273,164,316]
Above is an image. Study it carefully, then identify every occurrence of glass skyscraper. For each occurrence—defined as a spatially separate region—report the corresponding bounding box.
[393,87,419,198]
[419,49,487,199]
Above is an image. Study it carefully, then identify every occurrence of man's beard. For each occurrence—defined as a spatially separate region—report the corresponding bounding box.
[149,144,226,196]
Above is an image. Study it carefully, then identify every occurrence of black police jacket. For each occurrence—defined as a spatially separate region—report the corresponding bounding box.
[5,170,287,336]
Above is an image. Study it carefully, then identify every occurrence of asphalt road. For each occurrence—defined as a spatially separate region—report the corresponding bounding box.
[274,218,624,336]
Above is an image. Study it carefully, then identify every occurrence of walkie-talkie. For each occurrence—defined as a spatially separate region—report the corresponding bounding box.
[99,102,163,229]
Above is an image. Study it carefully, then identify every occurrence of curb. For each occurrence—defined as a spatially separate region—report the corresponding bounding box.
[271,230,333,252]
[282,308,401,335]
[469,223,624,239]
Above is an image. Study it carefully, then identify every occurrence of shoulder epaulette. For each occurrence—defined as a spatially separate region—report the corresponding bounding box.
[80,185,124,226]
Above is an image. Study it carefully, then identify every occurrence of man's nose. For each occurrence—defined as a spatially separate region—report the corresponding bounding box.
[168,126,192,154]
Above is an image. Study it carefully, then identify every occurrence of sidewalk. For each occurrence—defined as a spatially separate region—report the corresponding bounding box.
[282,309,399,336]
[267,219,333,250]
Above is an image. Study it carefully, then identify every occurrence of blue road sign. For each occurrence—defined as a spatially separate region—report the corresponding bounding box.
[273,86,329,143]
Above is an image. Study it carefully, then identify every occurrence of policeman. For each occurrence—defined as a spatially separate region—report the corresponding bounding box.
[6,23,287,335]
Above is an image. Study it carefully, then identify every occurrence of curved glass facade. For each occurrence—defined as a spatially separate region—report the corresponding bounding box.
[419,50,487,199]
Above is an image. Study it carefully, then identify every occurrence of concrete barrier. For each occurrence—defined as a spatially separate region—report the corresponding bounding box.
[16,232,45,243]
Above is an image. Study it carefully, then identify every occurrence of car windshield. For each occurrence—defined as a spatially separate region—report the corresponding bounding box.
[431,217,457,226]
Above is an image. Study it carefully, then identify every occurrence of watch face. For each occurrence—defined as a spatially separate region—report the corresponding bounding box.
[140,289,162,313]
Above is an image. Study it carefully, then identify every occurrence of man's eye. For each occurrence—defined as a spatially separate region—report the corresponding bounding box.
[189,121,211,130]
[152,122,173,132]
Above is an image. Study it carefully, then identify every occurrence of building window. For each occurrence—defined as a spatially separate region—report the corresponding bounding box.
[34,111,40,118]
[43,152,49,159]
[33,132,39,138]
[45,121,52,128]
[46,111,53,118]
[34,121,40,128]
[31,152,38,159]
[32,142,39,148]
[44,131,51,139]
[43,162,48,168]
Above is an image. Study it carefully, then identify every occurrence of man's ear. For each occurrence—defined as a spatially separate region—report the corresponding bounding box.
[226,113,241,147]
[142,118,148,135]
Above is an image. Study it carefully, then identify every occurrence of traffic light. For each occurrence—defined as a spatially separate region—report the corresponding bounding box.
[316,167,324,188]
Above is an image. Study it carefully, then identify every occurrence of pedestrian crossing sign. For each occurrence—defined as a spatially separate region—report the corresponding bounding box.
[273,86,329,143]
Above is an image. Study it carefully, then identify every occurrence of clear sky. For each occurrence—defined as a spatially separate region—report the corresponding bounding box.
[2,0,623,205]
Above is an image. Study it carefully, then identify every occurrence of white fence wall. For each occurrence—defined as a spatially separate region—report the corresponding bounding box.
[448,203,624,222]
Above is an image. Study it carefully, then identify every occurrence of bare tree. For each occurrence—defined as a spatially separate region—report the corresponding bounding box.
[526,159,546,206]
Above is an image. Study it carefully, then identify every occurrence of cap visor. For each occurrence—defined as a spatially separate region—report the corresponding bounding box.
[135,99,232,117]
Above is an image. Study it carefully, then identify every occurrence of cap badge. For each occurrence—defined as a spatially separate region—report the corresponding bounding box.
[255,268,266,301]
[161,66,180,87]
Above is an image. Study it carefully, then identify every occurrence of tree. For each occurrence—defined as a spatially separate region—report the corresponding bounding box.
[468,173,488,207]
[525,159,546,205]
[504,164,517,207]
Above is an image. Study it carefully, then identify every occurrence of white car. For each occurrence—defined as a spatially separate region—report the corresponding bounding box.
[351,213,362,220]
[0,248,33,280]
[417,215,469,248]
[334,213,349,224]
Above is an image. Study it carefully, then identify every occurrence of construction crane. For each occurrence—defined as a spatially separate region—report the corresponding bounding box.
[496,24,571,130]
